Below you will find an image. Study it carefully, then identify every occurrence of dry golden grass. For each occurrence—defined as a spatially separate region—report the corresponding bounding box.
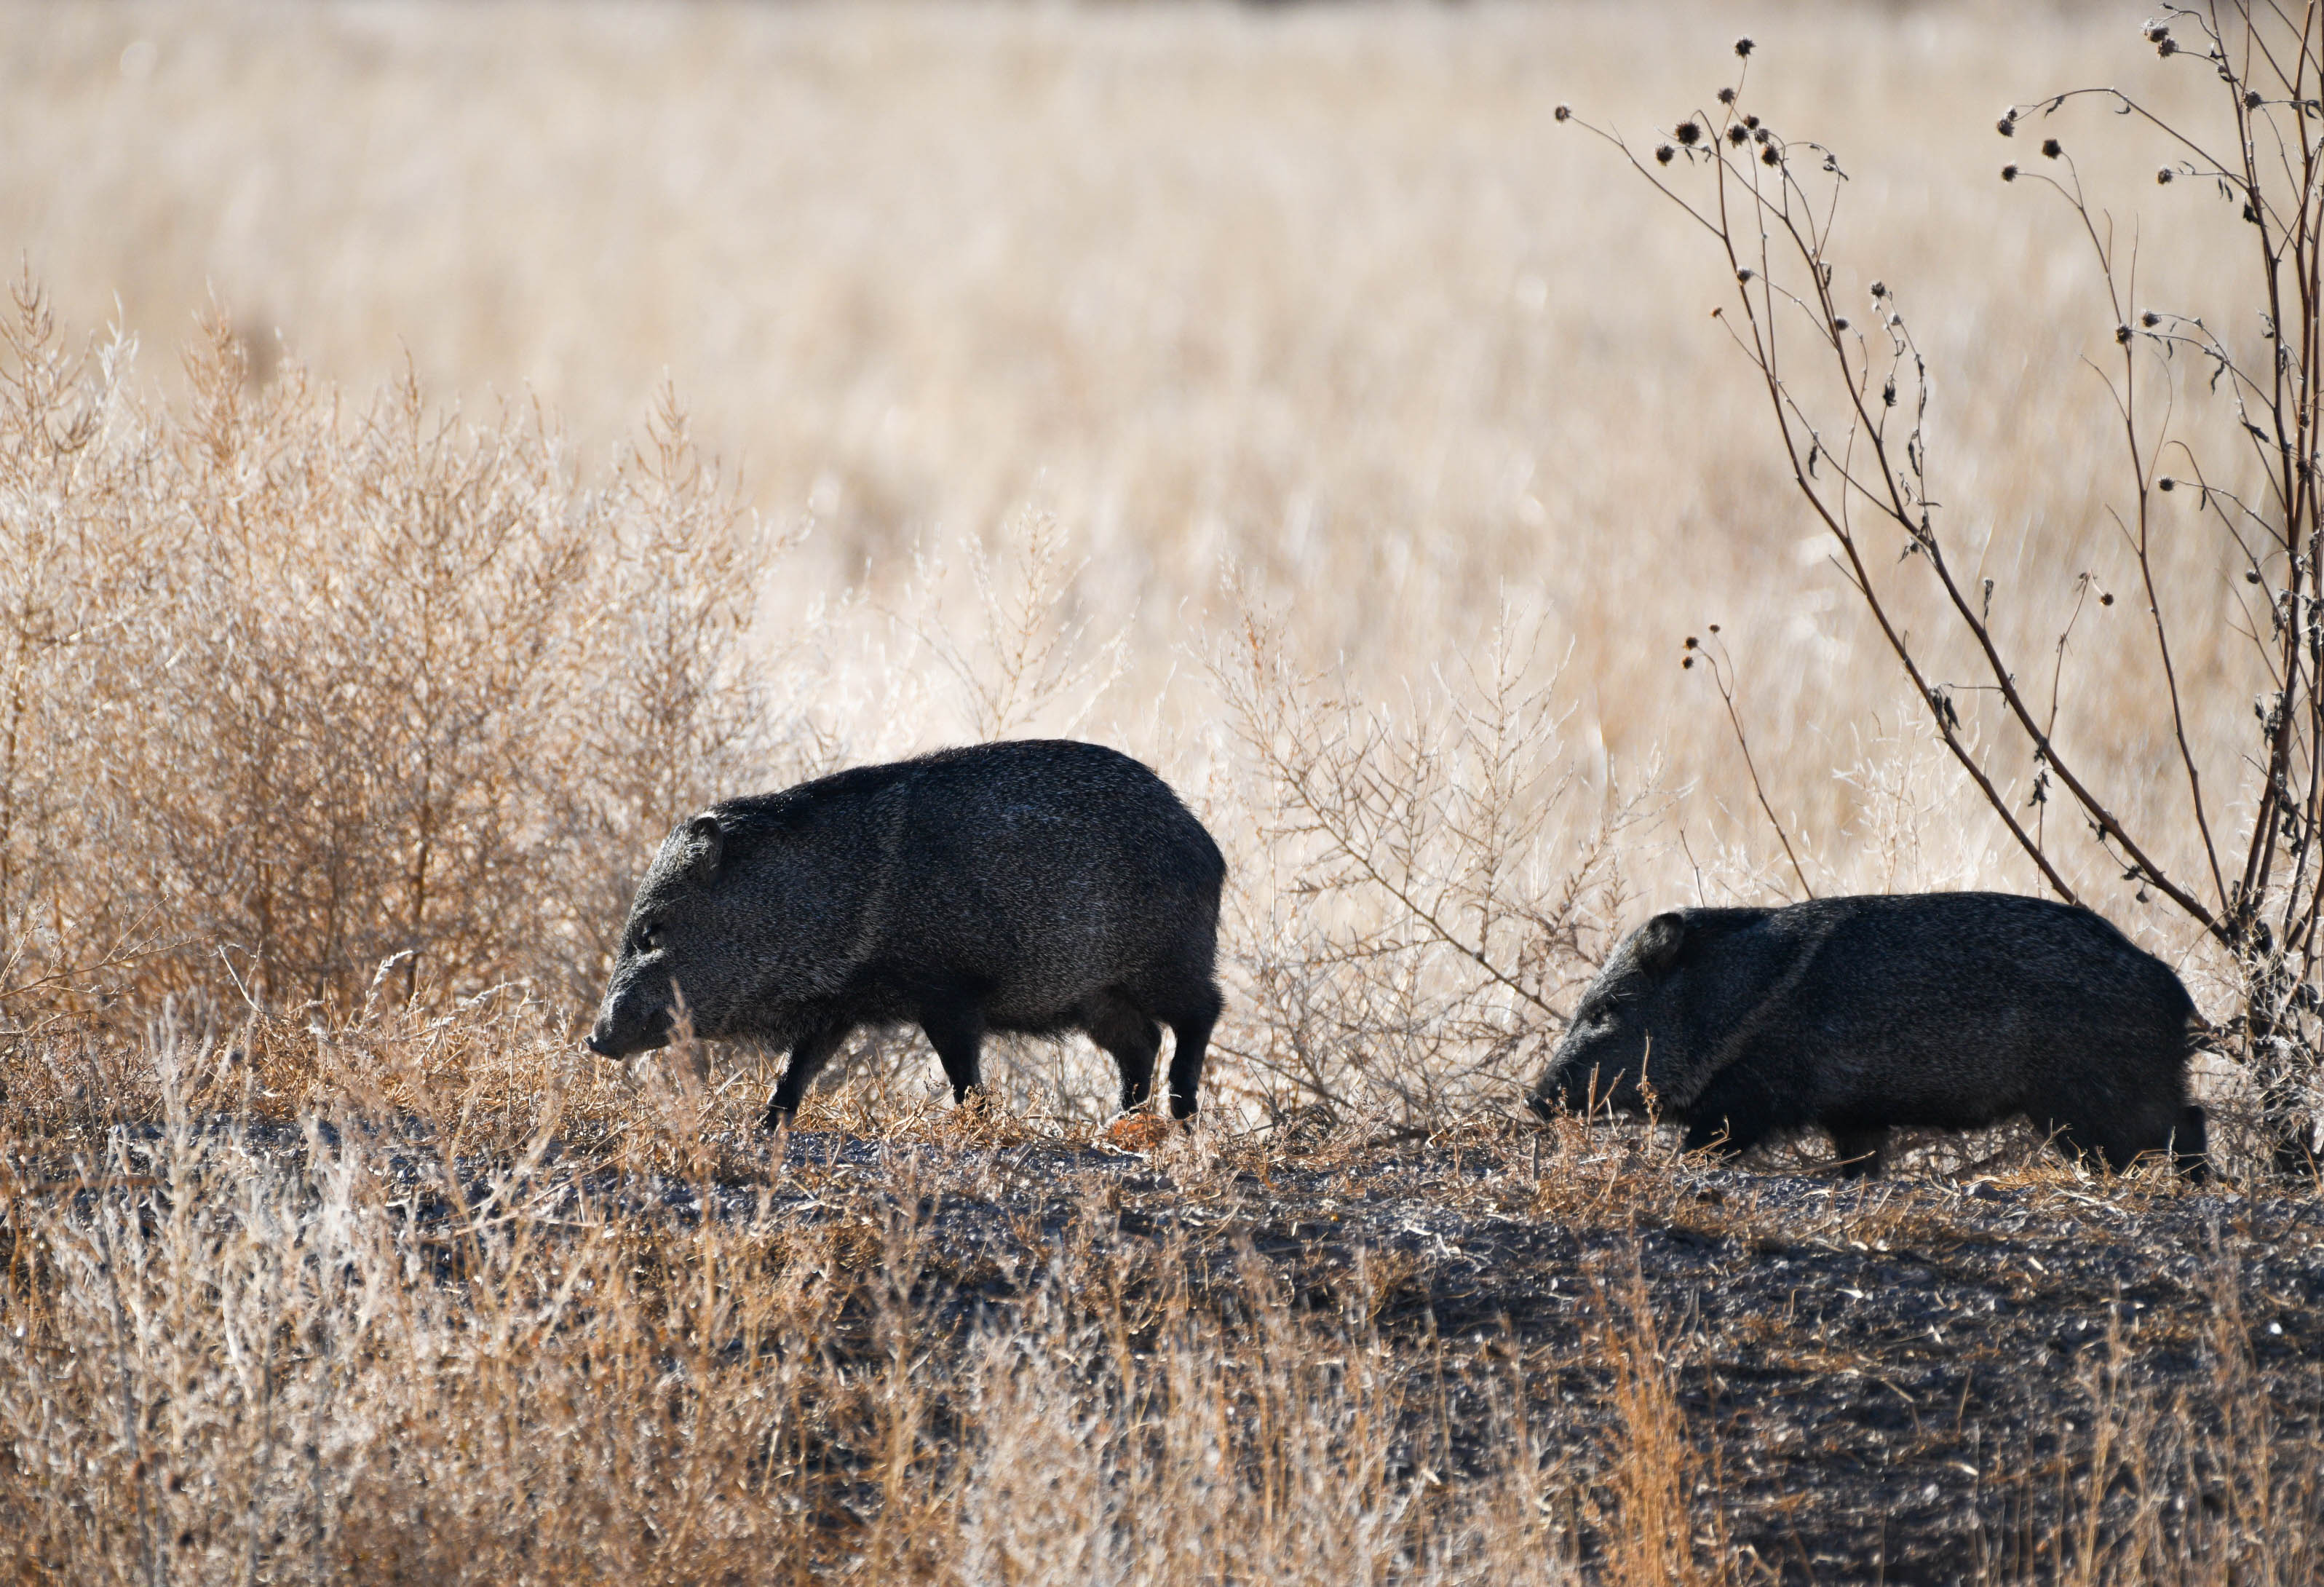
[0,1,2252,893]
[0,2,2319,1581]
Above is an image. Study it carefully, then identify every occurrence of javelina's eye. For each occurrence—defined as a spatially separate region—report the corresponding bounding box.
[639,923,663,952]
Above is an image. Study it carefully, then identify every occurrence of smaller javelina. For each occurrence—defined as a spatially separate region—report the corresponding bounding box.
[1526,893,2207,1179]
[587,740,1226,1126]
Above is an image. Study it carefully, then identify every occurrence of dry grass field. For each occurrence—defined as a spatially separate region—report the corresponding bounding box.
[1,1,2321,1581]
[0,0,2245,849]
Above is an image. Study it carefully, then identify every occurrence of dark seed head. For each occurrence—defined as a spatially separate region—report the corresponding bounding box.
[1998,111,2016,137]
[2158,476,2176,491]
[1734,36,1754,57]
[2100,592,2114,606]
[2144,23,2170,42]
[1718,87,1737,105]
[1656,143,1675,165]
[1761,143,1780,166]
[2246,90,2264,110]
[1833,316,1850,331]
[1676,119,1702,146]
[2158,37,2178,55]
[1554,103,1571,122]
[2141,310,2160,328]
[1744,114,1760,129]
[2042,138,2063,159]
[1683,636,1700,650]
[2116,324,2133,344]
[1869,280,1887,298]
[1708,622,1721,633]
[2157,167,2175,184]
[1728,123,1748,145]
[2002,164,2019,181]
[1681,656,1694,669]
[2248,568,2264,584]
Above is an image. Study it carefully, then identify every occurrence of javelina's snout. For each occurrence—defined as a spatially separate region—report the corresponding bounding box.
[1523,1051,1620,1121]
[586,1001,672,1058]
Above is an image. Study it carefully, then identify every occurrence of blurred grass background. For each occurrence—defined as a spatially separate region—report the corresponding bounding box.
[1,0,2219,798]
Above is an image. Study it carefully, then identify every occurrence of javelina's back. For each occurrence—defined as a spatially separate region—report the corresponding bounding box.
[731,741,1224,1026]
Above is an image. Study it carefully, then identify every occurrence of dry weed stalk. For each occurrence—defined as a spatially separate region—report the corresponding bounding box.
[1580,1247,1732,1587]
[1568,5,2324,1171]
[1681,628,1813,901]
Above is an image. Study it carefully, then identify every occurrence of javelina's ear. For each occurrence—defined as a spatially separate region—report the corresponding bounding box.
[686,812,726,881]
[1635,911,1688,970]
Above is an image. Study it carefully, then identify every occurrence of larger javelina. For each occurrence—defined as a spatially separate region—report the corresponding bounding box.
[1526,893,2207,1179]
[587,740,1226,1125]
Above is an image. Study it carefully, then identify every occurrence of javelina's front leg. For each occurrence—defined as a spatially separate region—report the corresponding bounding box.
[762,1021,849,1130]
[1679,1065,1783,1161]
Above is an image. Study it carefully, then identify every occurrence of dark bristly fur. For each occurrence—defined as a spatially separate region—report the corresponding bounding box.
[1526,893,2208,1179]
[588,740,1226,1125]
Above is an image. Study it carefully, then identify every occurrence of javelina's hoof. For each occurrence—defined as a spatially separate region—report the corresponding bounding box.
[761,1101,795,1133]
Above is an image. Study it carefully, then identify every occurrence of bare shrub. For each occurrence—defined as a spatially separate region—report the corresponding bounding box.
[0,282,160,1021]
[899,505,1131,746]
[0,282,772,1026]
[1210,590,1656,1128]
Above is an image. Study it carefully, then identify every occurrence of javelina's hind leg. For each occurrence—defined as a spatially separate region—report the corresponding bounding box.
[1159,983,1223,1123]
[1079,990,1163,1113]
[764,1021,849,1130]
[919,999,988,1106]
[1828,1126,1889,1179]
